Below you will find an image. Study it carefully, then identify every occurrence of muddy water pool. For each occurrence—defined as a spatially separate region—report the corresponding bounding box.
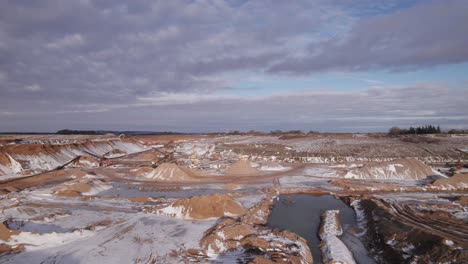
[267,194,357,264]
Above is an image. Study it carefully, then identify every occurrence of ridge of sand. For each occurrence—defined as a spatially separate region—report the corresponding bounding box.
[0,140,143,173]
[143,163,197,181]
[343,158,436,180]
[225,160,258,175]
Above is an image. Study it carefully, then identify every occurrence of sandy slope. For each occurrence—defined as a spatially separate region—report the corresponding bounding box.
[433,173,468,190]
[343,158,437,180]
[225,160,258,175]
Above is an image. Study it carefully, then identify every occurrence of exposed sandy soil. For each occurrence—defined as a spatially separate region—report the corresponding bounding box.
[433,173,468,190]
[344,158,436,180]
[225,159,258,175]
[0,168,86,192]
[0,153,10,167]
[357,197,468,263]
[0,223,19,241]
[133,162,213,183]
[197,192,312,263]
[54,181,91,197]
[127,196,152,203]
[330,178,407,193]
[160,193,246,219]
[0,134,467,263]
[142,163,196,181]
[217,134,468,163]
[54,189,82,197]
[69,155,99,168]
[0,244,24,254]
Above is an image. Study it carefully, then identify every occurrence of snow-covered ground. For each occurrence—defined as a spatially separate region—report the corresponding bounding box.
[1,134,466,263]
[319,210,356,264]
[1,212,215,264]
[1,183,216,264]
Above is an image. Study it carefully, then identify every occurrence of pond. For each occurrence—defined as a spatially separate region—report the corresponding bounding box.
[267,194,357,264]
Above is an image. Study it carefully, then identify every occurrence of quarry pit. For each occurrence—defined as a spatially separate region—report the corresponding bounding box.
[0,133,467,263]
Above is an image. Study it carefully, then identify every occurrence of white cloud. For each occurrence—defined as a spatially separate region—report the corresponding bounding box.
[46,34,85,49]
[24,84,42,92]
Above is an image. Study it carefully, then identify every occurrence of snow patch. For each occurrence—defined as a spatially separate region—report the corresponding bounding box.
[7,154,23,174]
[319,210,356,264]
[81,183,112,196]
[158,205,187,219]
[259,165,290,171]
[5,229,94,251]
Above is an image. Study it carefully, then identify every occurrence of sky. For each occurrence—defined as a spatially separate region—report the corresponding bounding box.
[0,0,467,133]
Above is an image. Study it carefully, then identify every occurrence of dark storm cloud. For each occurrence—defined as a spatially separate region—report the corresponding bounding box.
[269,0,468,74]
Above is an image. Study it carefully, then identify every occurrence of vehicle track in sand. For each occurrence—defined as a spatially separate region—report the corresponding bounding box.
[379,199,468,247]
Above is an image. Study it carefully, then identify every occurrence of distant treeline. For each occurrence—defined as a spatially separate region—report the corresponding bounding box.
[56,129,99,135]
[55,129,188,135]
[389,125,441,135]
[226,130,319,135]
[447,129,468,134]
[270,130,319,135]
[51,127,468,136]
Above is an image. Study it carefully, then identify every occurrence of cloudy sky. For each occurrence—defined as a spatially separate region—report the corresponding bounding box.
[1,0,467,132]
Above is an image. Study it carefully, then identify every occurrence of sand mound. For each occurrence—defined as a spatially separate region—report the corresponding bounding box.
[432,173,468,190]
[159,194,246,219]
[225,160,258,175]
[143,163,196,181]
[54,179,111,197]
[344,158,436,180]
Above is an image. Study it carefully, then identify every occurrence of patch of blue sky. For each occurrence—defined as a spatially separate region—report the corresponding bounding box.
[230,62,468,97]
[339,0,424,17]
